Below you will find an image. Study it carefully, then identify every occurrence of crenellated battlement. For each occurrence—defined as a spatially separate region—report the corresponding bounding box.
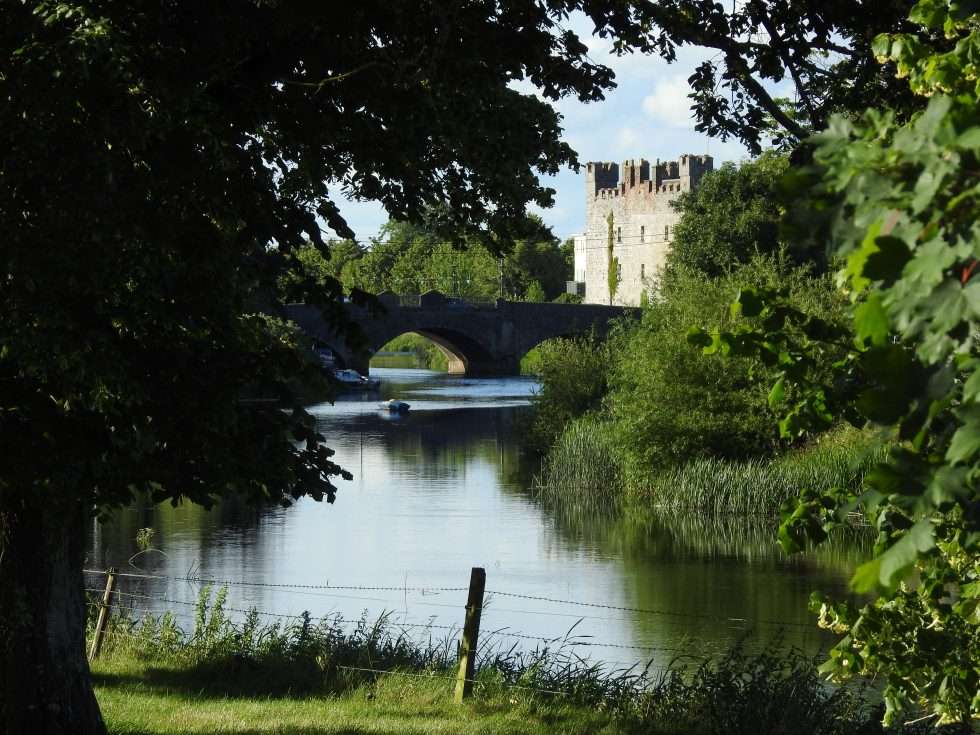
[586,154,712,199]
[578,153,714,307]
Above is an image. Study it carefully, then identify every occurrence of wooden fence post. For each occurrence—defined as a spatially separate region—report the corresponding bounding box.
[454,566,486,703]
[88,567,116,662]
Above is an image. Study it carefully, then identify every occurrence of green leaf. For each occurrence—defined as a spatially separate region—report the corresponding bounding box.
[686,327,712,348]
[962,366,980,402]
[768,377,786,408]
[956,126,980,151]
[735,288,764,318]
[846,222,881,292]
[852,557,883,593]
[927,465,969,507]
[961,581,980,599]
[863,236,912,284]
[909,0,947,29]
[857,388,909,423]
[853,519,935,592]
[854,293,890,346]
[946,420,980,463]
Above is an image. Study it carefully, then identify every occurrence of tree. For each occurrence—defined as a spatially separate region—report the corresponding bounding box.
[524,280,547,302]
[502,239,569,299]
[621,0,921,152]
[690,0,980,722]
[666,152,797,278]
[0,3,625,732]
[609,256,844,483]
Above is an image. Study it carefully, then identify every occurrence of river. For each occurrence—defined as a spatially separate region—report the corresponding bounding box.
[86,368,863,671]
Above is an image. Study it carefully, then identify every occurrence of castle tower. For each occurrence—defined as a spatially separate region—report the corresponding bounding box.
[575,153,714,306]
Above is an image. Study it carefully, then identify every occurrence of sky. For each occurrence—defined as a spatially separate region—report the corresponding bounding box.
[336,16,753,243]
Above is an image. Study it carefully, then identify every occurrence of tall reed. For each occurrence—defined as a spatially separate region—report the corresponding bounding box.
[533,416,622,511]
[634,437,884,516]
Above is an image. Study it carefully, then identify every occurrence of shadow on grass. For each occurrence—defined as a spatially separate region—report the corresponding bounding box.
[93,656,451,700]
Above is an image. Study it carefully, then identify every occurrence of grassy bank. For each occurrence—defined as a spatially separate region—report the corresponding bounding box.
[86,592,959,735]
[536,420,881,517]
[95,654,612,735]
[630,430,884,515]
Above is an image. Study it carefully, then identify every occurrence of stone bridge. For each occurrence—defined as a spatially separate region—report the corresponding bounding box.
[284,292,635,376]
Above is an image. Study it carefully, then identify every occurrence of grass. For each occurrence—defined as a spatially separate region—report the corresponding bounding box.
[86,589,970,735]
[634,429,885,515]
[95,659,616,735]
[370,333,449,372]
[532,416,622,512]
[536,421,884,518]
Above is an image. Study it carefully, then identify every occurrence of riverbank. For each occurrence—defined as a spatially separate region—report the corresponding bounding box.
[88,604,939,735]
[535,421,880,518]
[94,655,613,735]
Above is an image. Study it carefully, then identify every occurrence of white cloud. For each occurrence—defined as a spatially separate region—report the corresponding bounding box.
[614,126,641,153]
[641,76,696,128]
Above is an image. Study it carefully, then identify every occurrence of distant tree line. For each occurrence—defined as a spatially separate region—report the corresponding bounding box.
[285,209,574,303]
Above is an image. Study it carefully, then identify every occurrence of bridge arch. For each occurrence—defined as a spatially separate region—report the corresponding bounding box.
[369,327,497,375]
[283,300,634,377]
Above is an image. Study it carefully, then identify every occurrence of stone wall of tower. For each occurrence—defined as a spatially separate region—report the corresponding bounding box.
[581,154,713,306]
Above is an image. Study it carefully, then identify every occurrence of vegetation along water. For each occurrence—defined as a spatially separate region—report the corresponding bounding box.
[6,0,980,733]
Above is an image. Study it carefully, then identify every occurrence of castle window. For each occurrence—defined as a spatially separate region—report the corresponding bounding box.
[616,262,623,280]
[640,226,645,243]
[664,224,669,239]
[616,227,622,243]
[641,263,645,279]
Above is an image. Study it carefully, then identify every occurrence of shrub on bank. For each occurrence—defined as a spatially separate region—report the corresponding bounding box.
[523,333,613,451]
[606,256,847,482]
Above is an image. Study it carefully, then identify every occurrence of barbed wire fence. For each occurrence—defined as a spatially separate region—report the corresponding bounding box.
[81,566,821,701]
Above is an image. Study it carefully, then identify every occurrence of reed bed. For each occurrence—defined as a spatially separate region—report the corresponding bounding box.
[536,416,884,518]
[532,416,622,512]
[638,438,885,515]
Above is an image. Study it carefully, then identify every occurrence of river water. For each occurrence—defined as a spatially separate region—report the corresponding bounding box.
[86,368,864,671]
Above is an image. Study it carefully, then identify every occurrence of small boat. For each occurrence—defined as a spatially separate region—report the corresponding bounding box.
[333,369,381,390]
[379,399,410,413]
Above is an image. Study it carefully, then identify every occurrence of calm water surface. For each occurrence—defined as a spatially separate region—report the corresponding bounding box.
[87,368,863,669]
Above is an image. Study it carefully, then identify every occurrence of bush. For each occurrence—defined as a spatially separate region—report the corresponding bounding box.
[524,334,612,451]
[606,255,846,487]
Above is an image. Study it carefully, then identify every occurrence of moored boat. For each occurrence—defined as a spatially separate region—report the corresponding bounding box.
[333,368,381,390]
[379,399,410,413]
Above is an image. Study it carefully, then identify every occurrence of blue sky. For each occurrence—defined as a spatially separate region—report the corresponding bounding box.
[337,17,753,243]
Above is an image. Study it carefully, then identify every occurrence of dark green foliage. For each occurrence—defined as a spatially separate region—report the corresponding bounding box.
[685,1,980,722]
[667,153,806,278]
[606,257,846,484]
[339,212,569,301]
[0,2,631,729]
[620,0,921,152]
[525,335,611,451]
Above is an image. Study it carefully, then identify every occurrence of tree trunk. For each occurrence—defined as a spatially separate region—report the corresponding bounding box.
[0,494,106,735]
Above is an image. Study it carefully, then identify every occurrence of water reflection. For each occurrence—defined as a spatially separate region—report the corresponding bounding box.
[87,368,864,670]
